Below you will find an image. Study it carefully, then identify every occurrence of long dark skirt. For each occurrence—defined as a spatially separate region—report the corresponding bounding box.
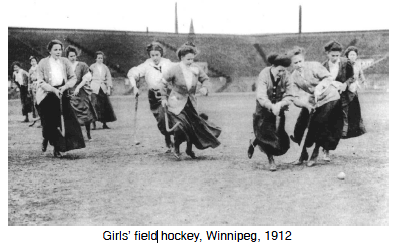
[253,102,290,156]
[293,99,343,151]
[70,88,97,125]
[343,94,366,139]
[168,99,221,150]
[91,88,117,123]
[19,85,33,116]
[148,89,168,136]
[37,93,85,152]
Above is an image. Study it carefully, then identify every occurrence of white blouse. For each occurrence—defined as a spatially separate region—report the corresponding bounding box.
[49,57,64,86]
[328,59,340,79]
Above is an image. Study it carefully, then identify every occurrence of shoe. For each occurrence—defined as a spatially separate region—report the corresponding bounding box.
[41,139,48,152]
[53,149,63,158]
[268,156,277,171]
[21,118,29,123]
[186,149,197,159]
[173,151,181,160]
[102,124,110,129]
[291,160,303,165]
[269,163,277,171]
[247,139,255,159]
[323,149,331,161]
[307,158,317,167]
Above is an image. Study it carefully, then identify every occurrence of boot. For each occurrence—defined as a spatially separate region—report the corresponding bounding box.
[268,155,277,171]
[41,138,48,152]
[323,149,331,161]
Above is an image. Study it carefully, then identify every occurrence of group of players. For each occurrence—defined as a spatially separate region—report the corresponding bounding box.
[11,39,366,170]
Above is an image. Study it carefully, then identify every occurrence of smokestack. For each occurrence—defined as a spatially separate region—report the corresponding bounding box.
[299,5,302,34]
[189,19,195,34]
[175,2,178,34]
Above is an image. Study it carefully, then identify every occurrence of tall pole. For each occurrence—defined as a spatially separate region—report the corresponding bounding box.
[299,5,302,34]
[175,2,178,34]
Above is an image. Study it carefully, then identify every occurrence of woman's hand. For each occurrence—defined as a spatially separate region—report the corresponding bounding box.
[338,82,347,93]
[133,87,139,98]
[199,87,208,96]
[107,87,112,96]
[73,87,80,96]
[161,99,168,107]
[58,86,68,94]
[52,87,61,98]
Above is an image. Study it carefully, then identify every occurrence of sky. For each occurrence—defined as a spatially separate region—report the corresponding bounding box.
[5,0,391,34]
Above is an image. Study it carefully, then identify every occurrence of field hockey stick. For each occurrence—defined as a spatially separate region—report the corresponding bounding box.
[296,108,315,160]
[154,91,181,132]
[57,93,65,137]
[132,94,140,144]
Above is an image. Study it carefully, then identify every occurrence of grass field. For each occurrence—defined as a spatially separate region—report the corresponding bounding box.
[8,91,388,226]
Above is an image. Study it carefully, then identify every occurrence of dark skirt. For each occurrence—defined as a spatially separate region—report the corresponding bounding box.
[91,88,117,123]
[293,99,343,151]
[343,94,366,139]
[70,88,97,125]
[253,101,290,156]
[19,85,33,116]
[168,99,221,150]
[37,92,85,152]
[148,89,168,136]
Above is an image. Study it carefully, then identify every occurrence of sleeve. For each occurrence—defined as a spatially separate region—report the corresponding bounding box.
[160,65,175,101]
[37,60,54,92]
[256,71,273,110]
[313,62,337,91]
[282,75,294,103]
[12,72,20,88]
[64,59,77,89]
[127,63,146,81]
[198,66,209,84]
[344,60,355,86]
[105,66,113,88]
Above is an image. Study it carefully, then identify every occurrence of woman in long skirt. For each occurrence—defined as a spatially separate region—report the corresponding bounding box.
[90,51,117,129]
[28,56,41,127]
[161,42,221,159]
[36,40,85,157]
[288,46,344,167]
[321,40,366,138]
[127,42,174,151]
[341,46,367,138]
[247,53,293,171]
[66,45,97,141]
[11,61,33,122]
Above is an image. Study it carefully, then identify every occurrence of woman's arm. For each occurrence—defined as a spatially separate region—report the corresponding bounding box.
[256,71,274,111]
[197,66,209,95]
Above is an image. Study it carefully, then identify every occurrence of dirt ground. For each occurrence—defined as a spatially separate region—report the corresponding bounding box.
[8,91,388,226]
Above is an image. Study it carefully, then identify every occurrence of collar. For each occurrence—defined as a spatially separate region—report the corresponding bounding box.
[328,58,340,67]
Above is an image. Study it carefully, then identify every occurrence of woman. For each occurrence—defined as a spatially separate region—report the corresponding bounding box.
[36,40,85,157]
[127,42,173,151]
[342,46,367,138]
[66,45,97,141]
[28,56,41,126]
[288,46,344,167]
[321,40,362,138]
[11,61,33,122]
[247,54,293,171]
[90,51,117,129]
[161,42,221,159]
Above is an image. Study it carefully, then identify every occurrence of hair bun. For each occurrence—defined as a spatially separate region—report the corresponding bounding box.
[267,53,279,65]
